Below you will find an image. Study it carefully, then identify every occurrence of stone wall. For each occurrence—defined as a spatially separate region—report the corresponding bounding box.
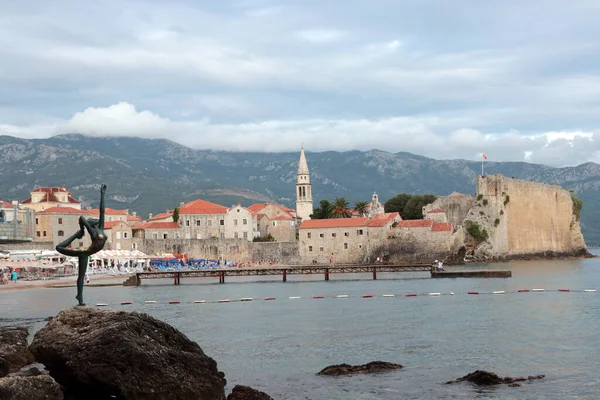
[132,238,300,264]
[0,241,54,250]
[471,175,587,258]
[423,192,476,229]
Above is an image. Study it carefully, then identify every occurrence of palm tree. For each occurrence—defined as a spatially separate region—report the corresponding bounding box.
[354,201,369,217]
[331,197,352,218]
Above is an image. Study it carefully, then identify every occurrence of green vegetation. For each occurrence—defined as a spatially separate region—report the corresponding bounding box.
[494,218,500,227]
[354,201,369,217]
[384,193,437,220]
[572,194,583,221]
[503,195,510,206]
[465,220,489,244]
[482,199,488,206]
[500,209,504,215]
[310,200,334,219]
[172,207,180,223]
[331,197,352,218]
[253,233,276,242]
[476,194,483,201]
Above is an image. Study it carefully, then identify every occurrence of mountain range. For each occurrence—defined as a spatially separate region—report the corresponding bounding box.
[2,134,600,245]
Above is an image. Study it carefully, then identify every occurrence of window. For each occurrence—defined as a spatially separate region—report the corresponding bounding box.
[116,232,121,240]
[36,231,40,237]
[196,220,201,226]
[153,233,158,239]
[109,217,113,221]
[116,242,121,250]
[186,220,190,227]
[234,232,239,239]
[123,232,129,239]
[243,232,248,239]
[319,247,324,251]
[344,232,349,237]
[344,243,348,249]
[234,219,238,226]
[357,229,364,236]
[359,244,362,249]
[79,242,83,248]
[196,233,202,239]
[243,219,248,225]
[208,220,212,226]
[163,233,168,239]
[58,218,63,224]
[237,209,240,213]
[332,233,336,238]
[43,231,47,237]
[132,243,137,250]
[58,230,64,237]
[290,221,295,227]
[319,233,324,238]
[307,233,311,239]
[35,218,39,225]
[272,221,277,227]
[308,246,313,252]
[220,233,225,239]
[219,220,224,226]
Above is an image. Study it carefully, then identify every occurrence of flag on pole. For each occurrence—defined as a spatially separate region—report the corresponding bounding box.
[482,154,488,160]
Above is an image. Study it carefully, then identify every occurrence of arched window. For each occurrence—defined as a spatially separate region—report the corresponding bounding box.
[58,230,64,237]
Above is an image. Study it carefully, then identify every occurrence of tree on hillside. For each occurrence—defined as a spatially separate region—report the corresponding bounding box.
[310,200,334,219]
[331,197,352,218]
[354,201,369,217]
[384,194,437,220]
[173,207,180,223]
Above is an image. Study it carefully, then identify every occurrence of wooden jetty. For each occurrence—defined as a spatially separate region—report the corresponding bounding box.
[431,270,512,278]
[127,264,432,286]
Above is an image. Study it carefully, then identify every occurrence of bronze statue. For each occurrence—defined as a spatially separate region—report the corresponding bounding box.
[56,184,108,306]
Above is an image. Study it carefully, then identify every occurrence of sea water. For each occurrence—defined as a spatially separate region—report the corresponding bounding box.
[2,255,600,399]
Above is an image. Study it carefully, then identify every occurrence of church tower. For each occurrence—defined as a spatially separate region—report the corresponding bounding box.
[296,147,313,220]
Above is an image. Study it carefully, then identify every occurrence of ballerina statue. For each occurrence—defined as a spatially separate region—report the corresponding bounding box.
[56,184,108,306]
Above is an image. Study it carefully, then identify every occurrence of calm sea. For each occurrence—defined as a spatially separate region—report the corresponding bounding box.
[2,254,600,399]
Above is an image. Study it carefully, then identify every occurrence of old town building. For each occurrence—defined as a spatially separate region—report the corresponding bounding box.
[35,207,92,249]
[248,203,297,242]
[103,221,133,250]
[21,185,81,212]
[296,148,313,220]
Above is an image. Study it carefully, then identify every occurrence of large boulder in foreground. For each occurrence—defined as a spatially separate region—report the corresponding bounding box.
[445,370,545,387]
[0,327,35,377]
[29,307,226,400]
[0,374,64,400]
[227,385,274,400]
[318,361,403,376]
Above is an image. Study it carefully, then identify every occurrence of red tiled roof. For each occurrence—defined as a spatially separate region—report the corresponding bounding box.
[396,220,434,228]
[103,221,128,229]
[149,212,173,221]
[300,218,369,229]
[247,204,266,213]
[366,212,400,227]
[0,201,14,208]
[21,187,80,205]
[89,208,128,216]
[427,208,446,214]
[179,199,227,215]
[127,215,142,221]
[38,207,90,214]
[432,222,453,232]
[133,222,180,230]
[257,213,268,221]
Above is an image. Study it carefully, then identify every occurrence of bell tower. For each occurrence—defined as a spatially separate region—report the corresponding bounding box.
[296,147,313,220]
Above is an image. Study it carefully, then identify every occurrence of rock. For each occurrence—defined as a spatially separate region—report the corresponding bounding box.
[0,374,64,400]
[445,370,545,386]
[30,307,227,400]
[227,385,274,400]
[317,361,403,376]
[0,327,35,377]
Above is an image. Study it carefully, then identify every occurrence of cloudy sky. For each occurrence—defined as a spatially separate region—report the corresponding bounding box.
[1,0,600,166]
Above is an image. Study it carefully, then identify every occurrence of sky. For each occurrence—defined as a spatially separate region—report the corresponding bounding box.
[1,0,600,166]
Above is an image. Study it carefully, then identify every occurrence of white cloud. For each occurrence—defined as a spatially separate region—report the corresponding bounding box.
[296,29,345,43]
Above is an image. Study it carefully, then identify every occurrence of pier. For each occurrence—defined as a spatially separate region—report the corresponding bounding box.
[128,264,433,286]
[431,269,512,278]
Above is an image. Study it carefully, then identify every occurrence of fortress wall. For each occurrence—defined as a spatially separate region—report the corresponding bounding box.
[477,175,581,256]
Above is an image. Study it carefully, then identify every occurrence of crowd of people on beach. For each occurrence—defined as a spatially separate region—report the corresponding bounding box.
[1,269,19,284]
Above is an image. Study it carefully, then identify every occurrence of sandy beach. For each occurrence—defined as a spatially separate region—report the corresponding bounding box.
[0,274,132,291]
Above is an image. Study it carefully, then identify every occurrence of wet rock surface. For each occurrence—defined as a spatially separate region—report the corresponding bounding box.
[29,307,227,400]
[445,370,545,387]
[0,327,35,377]
[227,385,274,400]
[0,374,64,400]
[318,361,403,376]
